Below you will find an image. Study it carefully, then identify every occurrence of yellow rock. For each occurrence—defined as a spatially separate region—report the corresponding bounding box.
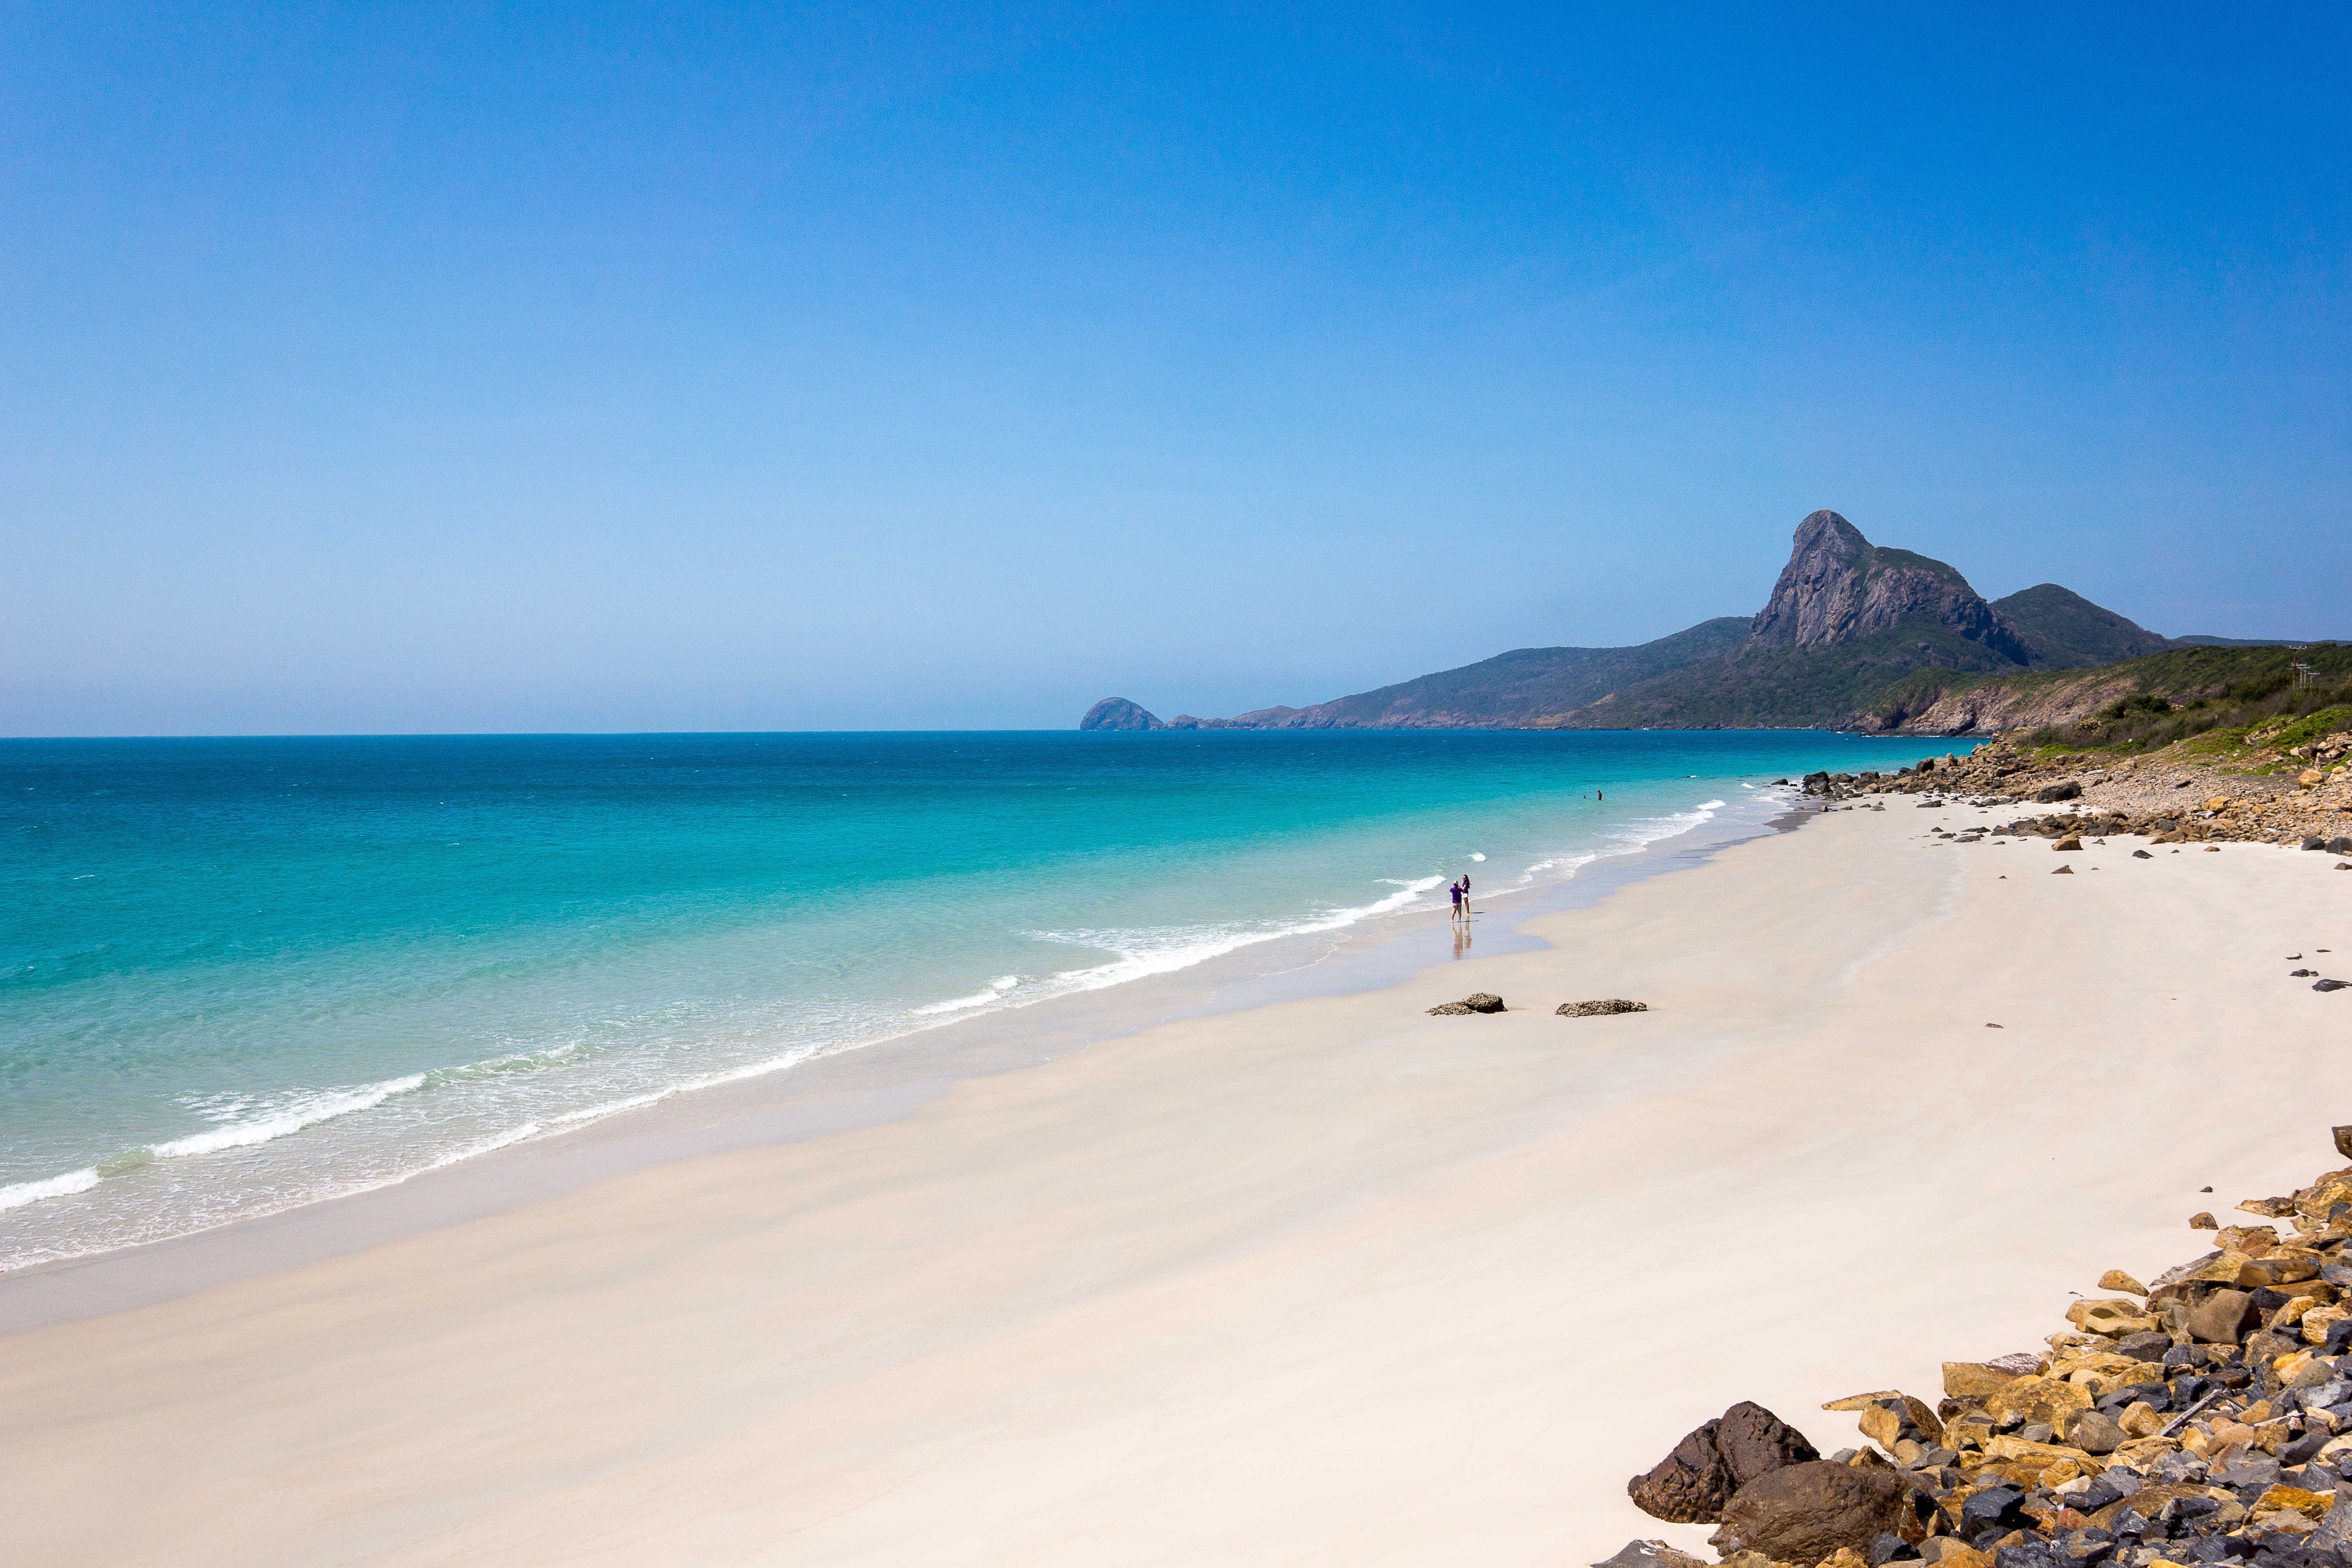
[1945,1361,2032,1399]
[2303,1305,2349,1344]
[1822,1388,1904,1411]
[2303,769,2327,787]
[2099,1269,2149,1295]
[2290,1352,2340,1388]
[1984,1376,2094,1427]
[2067,1298,2154,1336]
[2216,1224,2281,1256]
[2192,1212,2220,1229]
[2209,1419,2259,1452]
[2274,1296,2320,1329]
[1934,1550,1991,1568]
[2120,1400,2166,1438]
[1985,1434,2100,1469]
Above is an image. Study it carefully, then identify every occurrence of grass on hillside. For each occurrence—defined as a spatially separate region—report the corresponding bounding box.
[1864,642,2352,762]
[2020,681,2352,768]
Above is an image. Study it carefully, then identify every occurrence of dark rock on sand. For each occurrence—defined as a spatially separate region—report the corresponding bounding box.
[1428,993,1506,1015]
[2036,781,2083,803]
[1708,1460,1913,1566]
[1629,1401,1821,1523]
[2131,849,2152,858]
[1559,998,1650,1017]
[2319,979,2350,993]
[2052,865,2074,874]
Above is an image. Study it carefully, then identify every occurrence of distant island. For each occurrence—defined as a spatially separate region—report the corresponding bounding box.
[1082,510,2332,737]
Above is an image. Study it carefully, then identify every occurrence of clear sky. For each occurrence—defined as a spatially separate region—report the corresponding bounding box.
[4,5,2347,735]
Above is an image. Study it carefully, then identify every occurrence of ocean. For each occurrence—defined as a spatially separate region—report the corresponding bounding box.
[1,729,1951,1270]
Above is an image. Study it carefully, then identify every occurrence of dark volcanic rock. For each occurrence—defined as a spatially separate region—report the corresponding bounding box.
[1708,1460,1911,1566]
[1559,998,1649,1017]
[2036,780,2083,803]
[1077,697,1167,731]
[1628,1402,1820,1524]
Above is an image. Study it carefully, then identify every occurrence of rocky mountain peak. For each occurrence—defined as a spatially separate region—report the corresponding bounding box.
[1748,510,2025,662]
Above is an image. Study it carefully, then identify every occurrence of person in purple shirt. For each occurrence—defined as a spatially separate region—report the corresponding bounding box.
[1449,880,1463,923]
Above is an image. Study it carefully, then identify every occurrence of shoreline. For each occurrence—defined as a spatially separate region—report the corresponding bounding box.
[0,784,1798,1335]
[5,791,2341,1565]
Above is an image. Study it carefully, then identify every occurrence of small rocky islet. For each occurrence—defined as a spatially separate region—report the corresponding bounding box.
[1605,1132,2352,1568]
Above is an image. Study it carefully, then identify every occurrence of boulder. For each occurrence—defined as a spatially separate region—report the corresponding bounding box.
[1558,998,1649,1017]
[2036,781,2082,803]
[2098,1269,2148,1296]
[2188,1288,2258,1343]
[2190,1211,2219,1229]
[2319,979,2349,993]
[2052,835,2083,851]
[1427,993,1506,1015]
[1627,1401,1821,1523]
[2065,1407,2127,1455]
[1942,1358,2038,1399]
[1708,1461,1916,1566]
[1981,1375,2092,1428]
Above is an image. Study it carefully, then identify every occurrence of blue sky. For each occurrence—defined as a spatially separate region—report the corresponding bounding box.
[4,4,2347,734]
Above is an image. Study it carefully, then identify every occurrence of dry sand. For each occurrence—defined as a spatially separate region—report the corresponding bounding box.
[4,805,2348,1566]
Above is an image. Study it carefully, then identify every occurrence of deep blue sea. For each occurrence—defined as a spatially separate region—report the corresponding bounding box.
[1,730,1948,1268]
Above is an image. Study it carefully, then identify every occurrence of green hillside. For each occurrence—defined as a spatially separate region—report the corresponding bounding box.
[1281,617,1751,727]
[1853,642,2352,744]
[1536,616,2026,730]
[1988,584,2172,668]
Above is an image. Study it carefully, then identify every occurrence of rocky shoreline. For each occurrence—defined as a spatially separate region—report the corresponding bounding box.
[1793,730,2352,857]
[1608,1136,2352,1568]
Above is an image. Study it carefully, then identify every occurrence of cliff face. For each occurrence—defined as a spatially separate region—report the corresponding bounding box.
[1746,510,2028,662]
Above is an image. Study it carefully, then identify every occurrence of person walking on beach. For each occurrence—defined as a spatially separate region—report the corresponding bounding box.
[1449,879,1463,923]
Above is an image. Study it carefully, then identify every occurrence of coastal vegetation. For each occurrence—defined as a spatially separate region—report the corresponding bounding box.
[1084,512,2333,737]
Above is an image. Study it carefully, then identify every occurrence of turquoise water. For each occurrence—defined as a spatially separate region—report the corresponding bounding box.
[1,730,1945,1268]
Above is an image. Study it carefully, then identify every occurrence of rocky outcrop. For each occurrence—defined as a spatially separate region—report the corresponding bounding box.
[1706,1460,1916,1565]
[1427,993,1506,1015]
[1077,698,1168,731]
[1746,512,2029,664]
[1613,1136,2352,1568]
[1629,1402,1822,1523]
[1559,998,1649,1017]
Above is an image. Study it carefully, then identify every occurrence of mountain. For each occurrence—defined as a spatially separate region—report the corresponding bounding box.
[1986,584,2172,669]
[1747,510,2031,664]
[1158,619,1751,731]
[1077,509,2325,733]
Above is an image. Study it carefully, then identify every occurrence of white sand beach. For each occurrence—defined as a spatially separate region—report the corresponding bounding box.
[5,806,2347,1566]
